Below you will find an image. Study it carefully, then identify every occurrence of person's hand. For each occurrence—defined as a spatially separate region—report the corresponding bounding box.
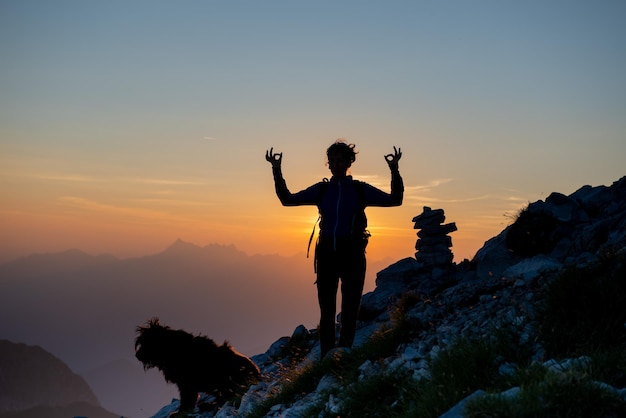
[265,147,283,168]
[384,146,402,170]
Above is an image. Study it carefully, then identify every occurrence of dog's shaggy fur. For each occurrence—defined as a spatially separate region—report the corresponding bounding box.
[135,318,260,416]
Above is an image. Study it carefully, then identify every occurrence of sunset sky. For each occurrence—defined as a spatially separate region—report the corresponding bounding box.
[1,1,625,265]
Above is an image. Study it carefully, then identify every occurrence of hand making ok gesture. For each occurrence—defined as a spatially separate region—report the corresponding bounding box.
[265,147,283,169]
[384,146,402,171]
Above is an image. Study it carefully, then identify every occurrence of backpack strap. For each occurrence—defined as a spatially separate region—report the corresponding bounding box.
[306,215,320,259]
[317,178,330,202]
[306,179,329,259]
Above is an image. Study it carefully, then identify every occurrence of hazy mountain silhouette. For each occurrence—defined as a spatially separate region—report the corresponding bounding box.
[0,340,118,418]
[0,402,120,418]
[0,240,392,416]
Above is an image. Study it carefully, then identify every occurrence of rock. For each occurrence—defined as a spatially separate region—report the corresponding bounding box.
[545,192,581,222]
[361,257,423,313]
[412,207,445,226]
[412,206,457,268]
[416,235,452,250]
[291,324,309,340]
[473,231,522,281]
[316,374,339,392]
[438,390,486,418]
[502,255,562,281]
[266,336,289,359]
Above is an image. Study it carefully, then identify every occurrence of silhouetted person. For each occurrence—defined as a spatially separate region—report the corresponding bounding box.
[266,139,403,358]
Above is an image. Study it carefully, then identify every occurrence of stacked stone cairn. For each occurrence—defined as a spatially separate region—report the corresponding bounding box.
[412,206,457,267]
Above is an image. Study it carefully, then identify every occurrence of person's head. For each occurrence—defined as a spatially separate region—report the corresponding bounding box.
[326,139,357,177]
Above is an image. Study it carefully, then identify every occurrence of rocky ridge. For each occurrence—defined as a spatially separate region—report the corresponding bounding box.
[152,176,626,418]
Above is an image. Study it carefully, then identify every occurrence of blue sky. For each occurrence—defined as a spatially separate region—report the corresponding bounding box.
[1,1,625,263]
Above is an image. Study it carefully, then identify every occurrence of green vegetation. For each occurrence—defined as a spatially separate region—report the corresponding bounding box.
[464,365,626,418]
[246,254,626,417]
[465,252,626,417]
[398,324,536,418]
[536,253,626,357]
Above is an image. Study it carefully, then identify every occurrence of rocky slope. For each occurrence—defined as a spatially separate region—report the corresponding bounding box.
[152,176,626,417]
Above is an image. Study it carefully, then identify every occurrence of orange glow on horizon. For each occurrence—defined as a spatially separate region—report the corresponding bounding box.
[0,145,531,265]
[0,197,504,267]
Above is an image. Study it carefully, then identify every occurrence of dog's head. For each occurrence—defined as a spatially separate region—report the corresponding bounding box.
[134,317,170,370]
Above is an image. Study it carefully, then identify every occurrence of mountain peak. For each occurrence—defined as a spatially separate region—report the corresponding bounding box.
[159,240,245,261]
[162,239,202,255]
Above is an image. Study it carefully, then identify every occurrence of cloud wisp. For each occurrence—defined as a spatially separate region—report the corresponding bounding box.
[18,170,209,187]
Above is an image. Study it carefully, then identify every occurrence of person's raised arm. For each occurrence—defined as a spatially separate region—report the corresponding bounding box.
[266,147,291,190]
[385,146,404,205]
[265,147,288,200]
[265,147,328,206]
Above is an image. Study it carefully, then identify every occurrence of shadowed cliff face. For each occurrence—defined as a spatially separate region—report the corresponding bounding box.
[0,340,100,414]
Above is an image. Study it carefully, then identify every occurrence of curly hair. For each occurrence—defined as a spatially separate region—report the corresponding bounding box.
[135,318,259,414]
[327,138,357,164]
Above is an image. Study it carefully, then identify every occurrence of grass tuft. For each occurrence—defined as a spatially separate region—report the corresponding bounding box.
[537,253,626,357]
[464,366,626,418]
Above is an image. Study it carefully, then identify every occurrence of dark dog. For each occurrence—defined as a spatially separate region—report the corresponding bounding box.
[135,318,260,416]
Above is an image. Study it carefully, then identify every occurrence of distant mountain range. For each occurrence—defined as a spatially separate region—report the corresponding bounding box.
[0,240,392,417]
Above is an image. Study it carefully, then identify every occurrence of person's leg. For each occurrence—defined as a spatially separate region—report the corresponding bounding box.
[337,247,366,348]
[316,242,340,358]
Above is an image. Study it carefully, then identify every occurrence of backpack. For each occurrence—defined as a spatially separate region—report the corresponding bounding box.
[306,179,370,258]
